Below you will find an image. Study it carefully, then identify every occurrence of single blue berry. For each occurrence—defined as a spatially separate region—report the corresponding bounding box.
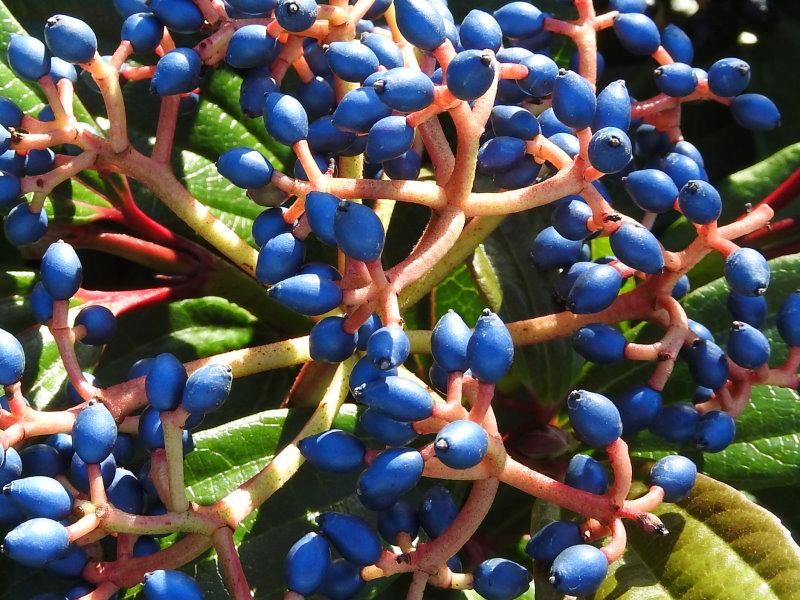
[552,69,596,130]
[356,375,432,421]
[434,419,489,469]
[151,48,201,96]
[285,532,330,595]
[695,410,736,453]
[267,273,343,316]
[588,127,633,173]
[593,80,631,131]
[393,0,446,51]
[466,309,513,383]
[493,2,544,39]
[217,147,274,189]
[356,447,423,510]
[726,291,766,327]
[0,328,24,385]
[473,558,530,600]
[610,223,664,274]
[650,402,700,443]
[44,15,97,64]
[613,13,660,55]
[420,485,458,538]
[75,305,116,345]
[550,544,608,596]
[318,512,382,566]
[332,86,391,134]
[73,400,117,464]
[41,241,82,300]
[21,444,65,478]
[530,226,584,270]
[654,63,698,97]
[182,364,232,414]
[146,353,188,411]
[361,33,403,70]
[678,180,722,224]
[333,200,385,261]
[3,476,72,520]
[366,325,409,370]
[143,570,204,600]
[708,58,751,97]
[122,12,164,54]
[730,94,781,131]
[649,454,697,501]
[150,0,205,33]
[264,92,308,145]
[526,520,583,565]
[623,169,678,214]
[299,429,365,473]
[566,263,623,314]
[310,316,358,363]
[7,35,51,81]
[226,24,275,69]
[359,408,417,446]
[572,323,626,364]
[321,558,365,600]
[366,116,414,163]
[3,518,69,567]
[661,24,694,63]
[564,454,609,495]
[616,385,662,434]
[727,321,770,369]
[377,499,419,543]
[567,390,622,448]
[446,50,496,101]
[431,310,471,373]
[777,291,800,346]
[724,247,770,296]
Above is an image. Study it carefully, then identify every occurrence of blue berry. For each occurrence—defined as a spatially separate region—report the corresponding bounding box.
[460,9,502,52]
[431,310,471,373]
[467,309,513,383]
[359,408,417,446]
[572,323,626,364]
[552,69,596,130]
[724,247,770,296]
[473,558,530,600]
[41,241,82,300]
[275,0,317,31]
[182,364,232,414]
[151,48,201,96]
[478,137,527,174]
[0,97,23,129]
[253,209,291,249]
[659,152,705,189]
[75,305,116,345]
[688,319,714,343]
[217,147,274,189]
[565,454,609,495]
[494,158,541,189]
[326,41,379,83]
[107,468,144,514]
[538,107,571,137]
[446,50,496,101]
[649,454,697,501]
[46,543,88,578]
[318,512,382,566]
[623,168,678,213]
[267,273,343,315]
[672,275,691,300]
[151,0,205,33]
[357,375,432,421]
[44,15,97,64]
[434,420,488,469]
[610,0,647,12]
[366,325,409,370]
[394,0,446,51]
[122,12,164,54]
[588,127,633,173]
[3,518,69,567]
[678,180,722,224]
[615,385,661,434]
[133,536,160,557]
[65,372,97,406]
[516,53,559,98]
[112,433,135,464]
[7,35,51,81]
[654,62,697,98]
[727,321,770,369]
[490,105,540,140]
[613,13,660,55]
[695,410,736,453]
[383,150,422,180]
[567,390,622,448]
[295,76,335,120]
[225,25,275,69]
[650,402,700,443]
[372,68,434,113]
[285,532,330,595]
[593,80,631,131]
[73,400,117,464]
[143,570,204,600]
[146,353,188,411]
[550,544,608,596]
[361,33,403,70]
[526,520,583,565]
[0,328,24,385]
[321,558,365,600]
[777,291,800,346]
[299,429,365,473]
[333,200,385,261]
[530,226,584,270]
[686,338,729,390]
[566,264,623,314]
[377,499,419,543]
[661,24,694,63]
[356,447,423,510]
[366,116,414,163]
[3,476,72,520]
[493,2,544,39]
[730,94,781,131]
[25,148,55,175]
[610,223,664,274]
[308,116,356,154]
[332,86,391,133]
[419,485,458,538]
[0,448,22,487]
[708,58,751,97]
[256,232,304,284]
[21,444,64,478]
[264,92,308,145]
[239,67,278,118]
[310,316,358,363]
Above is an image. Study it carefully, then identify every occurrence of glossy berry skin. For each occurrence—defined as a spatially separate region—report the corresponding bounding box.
[552,69,596,130]
[225,25,274,69]
[725,248,770,297]
[372,68,433,113]
[613,13,660,55]
[3,518,69,567]
[708,58,751,97]
[552,198,592,241]
[359,408,417,446]
[477,137,527,174]
[46,543,88,578]
[325,41,378,83]
[550,544,608,596]
[0,448,22,487]
[356,375,432,421]
[303,192,338,246]
[143,570,204,600]
[434,420,489,469]
[73,401,117,464]
[334,200,385,262]
[727,321,770,369]
[593,80,631,131]
[256,232,304,284]
[317,512,381,566]
[7,35,51,81]
[151,48,201,96]
[75,305,116,345]
[0,97,23,129]
[564,454,609,495]
[654,63,697,98]
[310,316,358,363]
[467,309,514,383]
[473,558,530,600]
[567,390,623,448]
[566,264,623,314]
[150,0,204,33]
[588,127,633,174]
[446,50,496,101]
[493,2,544,39]
[649,455,697,501]
[263,92,308,145]
[687,319,714,343]
[321,558,366,600]
[650,402,700,443]
[393,0,445,51]
[0,170,21,209]
[517,53,559,98]
[285,532,330,595]
[366,116,414,163]
[616,385,662,434]
[572,323,627,364]
[490,105,540,139]
[217,147,274,189]
[377,499,419,543]
[332,86,392,134]
[530,226,584,270]
[431,310,471,373]
[44,15,97,64]
[107,468,144,514]
[420,485,458,538]
[661,24,694,63]
[274,0,317,32]
[727,292,766,328]
[623,169,679,213]
[182,364,232,414]
[366,325,409,370]
[610,223,664,274]
[361,33,403,70]
[460,10,502,52]
[0,328,24,385]
[356,447,423,510]
[41,241,82,300]
[146,353,188,411]
[239,67,277,118]
[731,94,781,131]
[695,410,736,453]
[21,444,64,478]
[526,520,583,565]
[4,476,72,520]
[659,152,705,189]
[678,180,722,224]
[122,12,164,54]
[672,275,691,300]
[299,429,365,473]
[777,291,800,346]
[267,273,343,316]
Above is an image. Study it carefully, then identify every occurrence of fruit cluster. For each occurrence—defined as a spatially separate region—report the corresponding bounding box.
[0,0,791,598]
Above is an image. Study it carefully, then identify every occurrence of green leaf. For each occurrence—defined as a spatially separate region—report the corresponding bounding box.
[591,468,800,600]
[479,212,583,404]
[580,253,800,490]
[431,263,486,326]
